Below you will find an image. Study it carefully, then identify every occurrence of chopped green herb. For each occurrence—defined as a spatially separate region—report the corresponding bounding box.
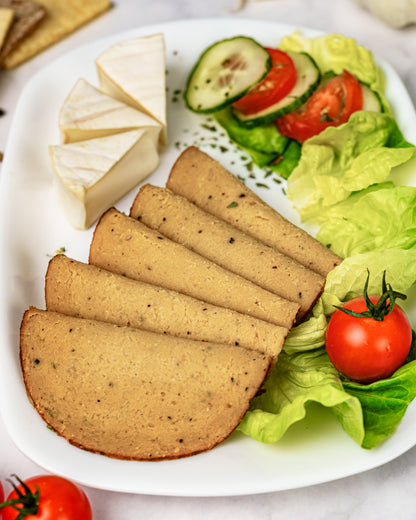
[201,124,217,132]
[245,161,254,172]
[227,201,238,208]
[47,247,66,258]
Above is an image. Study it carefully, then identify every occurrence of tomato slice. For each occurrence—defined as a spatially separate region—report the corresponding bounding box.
[232,48,297,115]
[276,70,363,142]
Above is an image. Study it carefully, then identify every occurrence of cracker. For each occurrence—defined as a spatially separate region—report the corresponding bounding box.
[2,0,112,69]
[0,7,14,52]
[0,1,46,62]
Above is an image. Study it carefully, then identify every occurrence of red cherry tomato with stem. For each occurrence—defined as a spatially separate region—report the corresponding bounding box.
[325,271,412,384]
[0,474,92,520]
[276,70,363,142]
[232,48,297,115]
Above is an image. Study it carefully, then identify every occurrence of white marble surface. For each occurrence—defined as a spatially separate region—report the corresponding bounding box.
[1,0,416,517]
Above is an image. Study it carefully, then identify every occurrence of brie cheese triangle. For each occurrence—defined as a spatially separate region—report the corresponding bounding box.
[96,33,167,144]
[49,129,159,230]
[59,78,162,146]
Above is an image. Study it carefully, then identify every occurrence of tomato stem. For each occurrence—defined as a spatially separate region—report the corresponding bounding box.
[335,270,406,321]
[0,475,40,520]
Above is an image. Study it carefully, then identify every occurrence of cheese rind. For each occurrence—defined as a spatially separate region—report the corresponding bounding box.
[96,33,167,144]
[59,78,162,146]
[49,129,159,230]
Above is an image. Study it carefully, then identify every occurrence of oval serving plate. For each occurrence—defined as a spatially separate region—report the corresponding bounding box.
[0,18,415,496]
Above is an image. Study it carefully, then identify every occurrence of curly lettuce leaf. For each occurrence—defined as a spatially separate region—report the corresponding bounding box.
[321,248,416,315]
[239,328,416,449]
[283,299,327,354]
[237,348,365,446]
[286,111,415,223]
[316,184,416,257]
[343,333,416,449]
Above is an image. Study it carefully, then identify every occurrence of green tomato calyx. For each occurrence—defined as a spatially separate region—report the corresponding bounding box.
[335,269,407,322]
[0,474,40,520]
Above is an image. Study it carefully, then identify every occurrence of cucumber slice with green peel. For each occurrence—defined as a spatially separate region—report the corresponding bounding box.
[233,51,321,126]
[361,84,383,112]
[184,36,271,113]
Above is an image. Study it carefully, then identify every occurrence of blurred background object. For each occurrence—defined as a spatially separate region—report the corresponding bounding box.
[232,0,278,11]
[353,0,416,28]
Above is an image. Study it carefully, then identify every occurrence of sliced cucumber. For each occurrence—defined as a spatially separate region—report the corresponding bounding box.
[361,84,383,112]
[233,51,320,126]
[184,36,271,114]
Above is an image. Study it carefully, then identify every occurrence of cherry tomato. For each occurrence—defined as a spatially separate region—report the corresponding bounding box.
[276,70,363,142]
[0,481,4,503]
[0,475,92,520]
[325,295,412,384]
[232,48,297,115]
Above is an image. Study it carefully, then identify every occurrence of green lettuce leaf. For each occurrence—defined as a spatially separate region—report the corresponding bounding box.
[215,107,289,155]
[283,299,327,355]
[279,31,390,113]
[316,184,416,257]
[239,332,416,449]
[268,140,302,180]
[286,111,415,223]
[214,107,301,178]
[342,333,416,449]
[237,348,365,446]
[322,248,416,315]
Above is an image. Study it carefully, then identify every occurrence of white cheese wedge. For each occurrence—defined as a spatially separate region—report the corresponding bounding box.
[59,78,162,146]
[96,33,167,144]
[49,129,159,230]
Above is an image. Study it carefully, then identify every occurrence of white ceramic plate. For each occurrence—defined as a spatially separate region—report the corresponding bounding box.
[1,18,416,497]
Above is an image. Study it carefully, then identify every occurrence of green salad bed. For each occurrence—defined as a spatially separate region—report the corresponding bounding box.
[185,31,416,449]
